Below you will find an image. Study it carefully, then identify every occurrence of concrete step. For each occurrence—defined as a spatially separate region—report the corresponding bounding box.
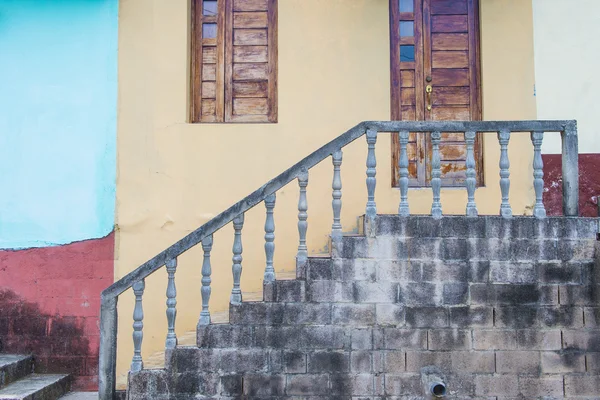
[0,374,70,400]
[0,355,32,389]
[57,392,97,400]
[368,215,599,239]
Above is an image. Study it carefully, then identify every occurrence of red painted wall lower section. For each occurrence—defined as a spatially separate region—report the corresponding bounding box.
[543,154,600,217]
[0,233,114,391]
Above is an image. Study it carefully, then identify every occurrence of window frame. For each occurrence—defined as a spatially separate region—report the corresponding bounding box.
[191,0,278,124]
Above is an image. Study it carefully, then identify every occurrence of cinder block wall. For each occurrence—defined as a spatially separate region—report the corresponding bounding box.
[129,217,599,399]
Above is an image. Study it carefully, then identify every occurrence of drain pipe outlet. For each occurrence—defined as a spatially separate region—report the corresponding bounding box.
[421,366,447,398]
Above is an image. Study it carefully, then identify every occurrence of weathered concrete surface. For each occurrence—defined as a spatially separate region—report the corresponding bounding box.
[0,355,31,390]
[0,374,70,400]
[128,216,599,399]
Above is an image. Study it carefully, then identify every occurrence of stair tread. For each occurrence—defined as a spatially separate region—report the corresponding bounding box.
[0,356,30,369]
[58,392,97,400]
[0,374,69,399]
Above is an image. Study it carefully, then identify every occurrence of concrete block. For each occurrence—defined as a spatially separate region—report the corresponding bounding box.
[351,328,373,350]
[307,351,350,372]
[306,257,337,280]
[405,307,449,328]
[443,283,468,305]
[307,280,352,303]
[376,304,405,326]
[401,282,440,306]
[562,330,600,352]
[343,259,378,281]
[332,304,376,325]
[539,306,584,328]
[283,303,331,325]
[451,351,495,373]
[472,330,517,351]
[495,351,541,374]
[489,262,537,284]
[383,350,405,373]
[517,376,563,397]
[449,306,493,327]
[428,329,471,350]
[286,374,329,395]
[539,261,582,284]
[219,349,269,373]
[405,351,451,372]
[242,373,285,397]
[516,329,562,350]
[353,281,397,303]
[474,374,519,396]
[541,351,586,373]
[384,374,421,396]
[383,328,427,350]
[376,259,406,282]
[564,375,600,396]
[494,307,539,328]
[351,351,372,373]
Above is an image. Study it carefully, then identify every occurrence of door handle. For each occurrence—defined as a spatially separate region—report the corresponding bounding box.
[426,85,433,111]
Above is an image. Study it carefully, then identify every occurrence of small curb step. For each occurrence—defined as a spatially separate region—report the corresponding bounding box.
[0,355,32,389]
[0,374,70,400]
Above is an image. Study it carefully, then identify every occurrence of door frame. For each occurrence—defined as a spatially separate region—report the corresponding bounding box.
[390,0,483,187]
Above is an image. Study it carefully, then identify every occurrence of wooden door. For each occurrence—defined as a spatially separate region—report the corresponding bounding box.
[390,0,482,187]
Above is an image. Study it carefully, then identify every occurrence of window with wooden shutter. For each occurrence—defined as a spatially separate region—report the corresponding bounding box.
[192,0,278,123]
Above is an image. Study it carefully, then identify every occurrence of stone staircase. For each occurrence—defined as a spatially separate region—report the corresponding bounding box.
[127,215,600,399]
[0,354,70,400]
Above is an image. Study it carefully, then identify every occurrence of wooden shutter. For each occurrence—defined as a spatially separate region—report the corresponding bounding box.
[192,0,277,123]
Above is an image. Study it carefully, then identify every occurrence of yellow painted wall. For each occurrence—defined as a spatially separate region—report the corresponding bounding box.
[114,0,537,386]
[532,0,600,154]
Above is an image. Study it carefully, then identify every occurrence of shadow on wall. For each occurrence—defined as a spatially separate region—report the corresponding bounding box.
[0,289,94,389]
[543,154,600,217]
[0,233,115,391]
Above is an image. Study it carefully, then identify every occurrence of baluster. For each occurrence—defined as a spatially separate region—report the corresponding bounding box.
[264,193,276,282]
[165,258,177,349]
[498,129,512,218]
[131,279,145,372]
[430,131,443,218]
[365,128,377,236]
[531,131,547,218]
[198,235,213,326]
[331,151,343,257]
[332,151,343,236]
[297,170,309,268]
[464,131,478,217]
[230,214,244,304]
[398,130,410,216]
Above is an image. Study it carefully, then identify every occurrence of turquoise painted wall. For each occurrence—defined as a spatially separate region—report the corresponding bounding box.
[0,0,118,249]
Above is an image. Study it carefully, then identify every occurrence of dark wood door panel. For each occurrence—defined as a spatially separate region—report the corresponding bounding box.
[391,0,482,187]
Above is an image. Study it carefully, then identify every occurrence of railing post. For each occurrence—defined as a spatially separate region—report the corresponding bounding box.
[264,193,276,282]
[562,123,579,216]
[230,214,244,304]
[297,169,309,269]
[498,129,512,218]
[398,130,410,217]
[165,258,178,349]
[464,130,478,217]
[131,279,145,372]
[430,131,443,218]
[331,150,343,258]
[365,128,377,236]
[531,131,547,218]
[198,235,213,326]
[99,296,117,400]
